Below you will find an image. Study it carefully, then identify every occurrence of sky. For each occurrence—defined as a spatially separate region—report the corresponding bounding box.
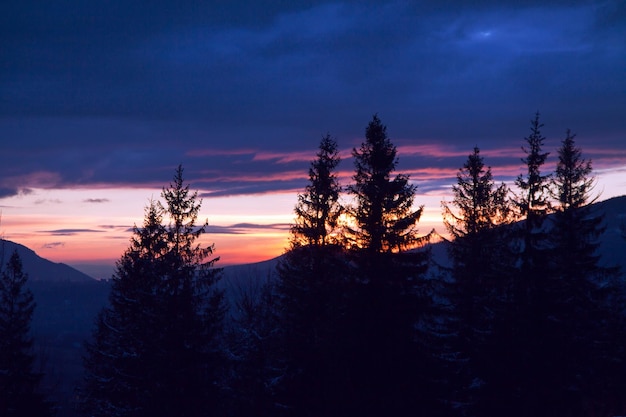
[1,0,625,278]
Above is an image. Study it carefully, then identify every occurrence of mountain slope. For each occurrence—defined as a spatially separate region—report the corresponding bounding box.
[594,195,626,272]
[0,239,95,282]
[221,196,626,285]
[430,194,626,273]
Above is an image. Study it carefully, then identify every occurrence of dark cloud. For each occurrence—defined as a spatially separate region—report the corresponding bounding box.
[1,0,624,196]
[124,222,288,235]
[84,198,110,203]
[0,188,20,199]
[42,229,107,236]
[0,188,33,199]
[229,223,291,230]
[98,224,132,230]
[206,223,291,235]
[41,242,65,249]
[35,198,63,205]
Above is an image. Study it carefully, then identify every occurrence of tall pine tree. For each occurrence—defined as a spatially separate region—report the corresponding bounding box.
[0,250,54,417]
[514,112,552,275]
[346,114,425,256]
[81,166,225,417]
[545,130,624,415]
[291,134,343,247]
[344,115,431,416]
[480,113,553,417]
[274,134,349,416]
[441,146,513,414]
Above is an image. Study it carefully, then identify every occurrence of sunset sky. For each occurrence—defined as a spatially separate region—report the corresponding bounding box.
[1,0,625,279]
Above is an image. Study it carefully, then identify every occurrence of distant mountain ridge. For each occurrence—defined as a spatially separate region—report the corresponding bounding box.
[218,195,626,285]
[0,239,95,282]
[593,195,626,272]
[3,195,624,286]
[429,194,626,272]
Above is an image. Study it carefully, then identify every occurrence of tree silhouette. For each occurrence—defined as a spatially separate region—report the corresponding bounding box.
[291,134,343,247]
[346,114,425,255]
[223,275,281,417]
[441,146,513,413]
[343,115,431,416]
[513,112,552,274]
[81,166,225,417]
[545,130,625,415]
[478,113,554,416]
[274,135,350,416]
[0,251,54,417]
[443,147,511,238]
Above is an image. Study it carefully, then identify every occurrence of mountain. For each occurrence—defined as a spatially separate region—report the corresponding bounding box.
[0,239,108,415]
[0,239,95,282]
[594,195,626,272]
[430,195,626,273]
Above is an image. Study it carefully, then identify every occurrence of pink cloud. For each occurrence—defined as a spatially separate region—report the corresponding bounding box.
[0,171,63,190]
[252,150,315,163]
[396,143,523,159]
[396,144,468,158]
[185,148,257,157]
[205,169,306,183]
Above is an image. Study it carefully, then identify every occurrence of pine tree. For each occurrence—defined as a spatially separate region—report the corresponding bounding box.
[441,146,513,413]
[291,134,343,247]
[479,113,553,417]
[545,130,624,415]
[443,147,511,238]
[274,135,350,416]
[344,115,431,416]
[224,277,280,417]
[0,250,54,417]
[346,114,426,256]
[550,129,602,281]
[514,112,552,274]
[81,166,225,417]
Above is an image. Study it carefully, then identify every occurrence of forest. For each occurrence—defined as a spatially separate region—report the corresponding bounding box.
[2,113,626,417]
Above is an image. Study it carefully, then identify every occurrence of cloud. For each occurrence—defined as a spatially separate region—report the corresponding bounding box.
[42,229,107,236]
[98,224,132,230]
[206,223,291,235]
[230,223,291,230]
[84,198,110,203]
[252,150,317,164]
[0,187,33,199]
[0,0,623,200]
[34,198,63,205]
[200,183,303,198]
[0,188,20,198]
[186,148,257,157]
[41,242,65,249]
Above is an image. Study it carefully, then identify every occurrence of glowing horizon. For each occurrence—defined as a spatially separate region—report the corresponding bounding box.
[1,160,623,279]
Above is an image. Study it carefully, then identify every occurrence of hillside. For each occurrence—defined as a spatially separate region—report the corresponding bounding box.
[594,195,626,272]
[0,239,95,282]
[218,195,626,286]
